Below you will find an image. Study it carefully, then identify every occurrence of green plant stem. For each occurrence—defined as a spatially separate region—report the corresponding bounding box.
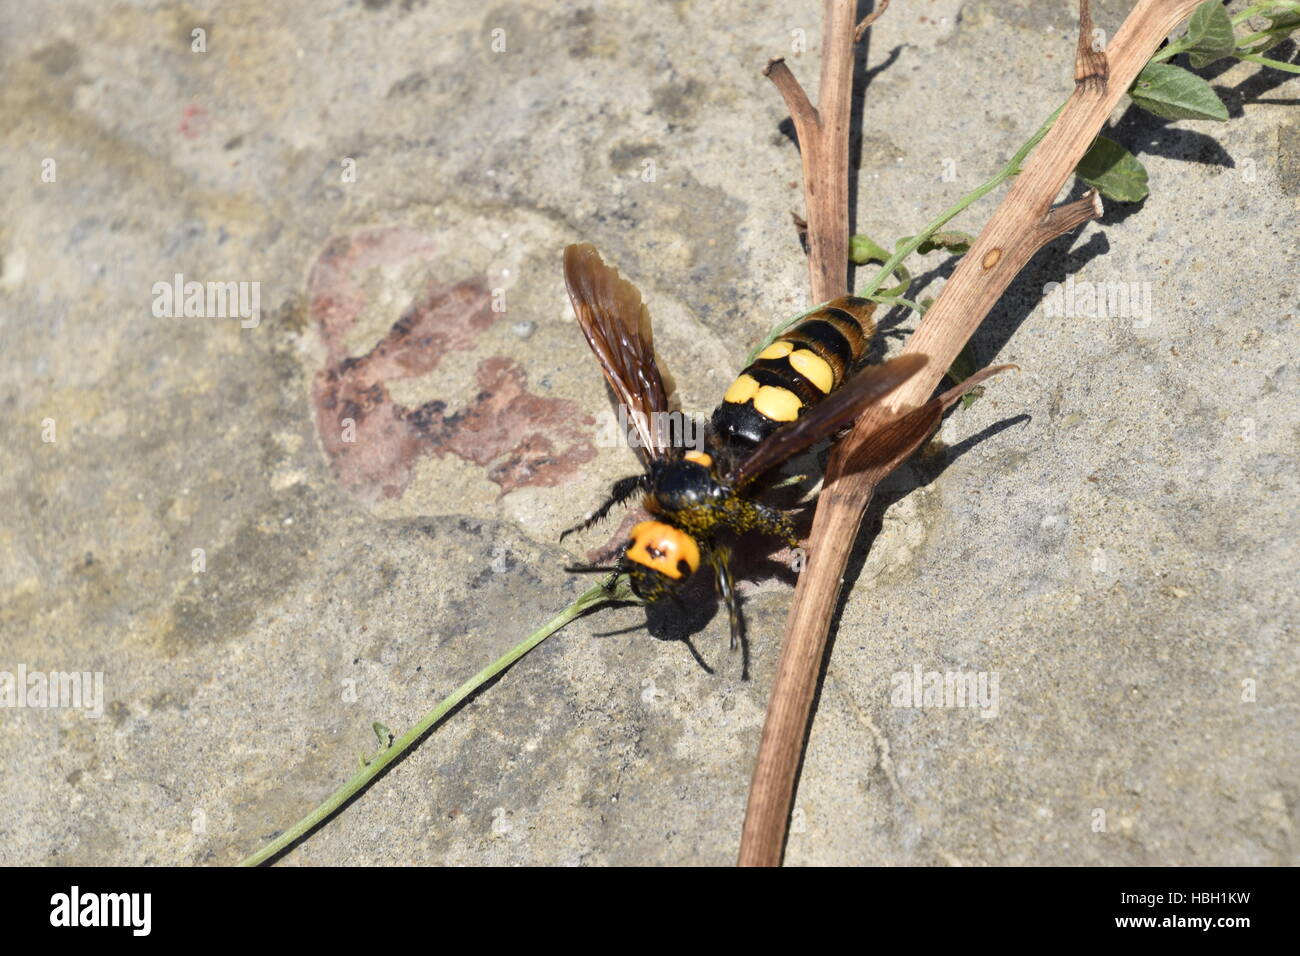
[1151,0,1299,62]
[858,104,1065,300]
[1234,29,1270,45]
[746,103,1063,360]
[749,3,1299,361]
[238,577,631,866]
[1237,51,1300,69]
[234,0,1300,872]
[1232,2,1277,24]
[867,293,926,314]
[744,298,834,364]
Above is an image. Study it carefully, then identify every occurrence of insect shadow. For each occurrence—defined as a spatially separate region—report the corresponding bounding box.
[613,411,1029,681]
[580,573,725,676]
[796,414,1033,708]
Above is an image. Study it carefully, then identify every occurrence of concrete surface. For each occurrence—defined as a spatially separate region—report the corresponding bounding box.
[0,0,1295,865]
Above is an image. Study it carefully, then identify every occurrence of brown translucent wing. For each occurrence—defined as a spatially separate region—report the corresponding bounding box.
[563,243,674,461]
[841,363,1018,474]
[726,353,929,486]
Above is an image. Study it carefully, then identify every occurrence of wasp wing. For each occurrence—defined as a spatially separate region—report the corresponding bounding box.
[563,243,674,461]
[840,363,1018,474]
[726,353,928,486]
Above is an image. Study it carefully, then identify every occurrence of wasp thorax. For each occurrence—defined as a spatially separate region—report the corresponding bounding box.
[650,458,725,513]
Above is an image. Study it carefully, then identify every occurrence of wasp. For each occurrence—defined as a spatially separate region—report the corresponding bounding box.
[561,243,927,674]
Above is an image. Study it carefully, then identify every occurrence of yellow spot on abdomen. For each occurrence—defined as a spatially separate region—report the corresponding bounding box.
[684,450,713,468]
[723,373,760,404]
[757,341,794,360]
[753,385,802,422]
[626,521,700,579]
[788,349,834,393]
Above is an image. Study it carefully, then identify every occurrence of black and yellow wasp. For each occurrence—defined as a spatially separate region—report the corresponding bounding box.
[561,243,926,670]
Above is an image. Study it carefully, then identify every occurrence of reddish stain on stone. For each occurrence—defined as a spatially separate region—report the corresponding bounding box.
[179,104,210,139]
[404,357,597,496]
[307,227,441,362]
[308,229,596,500]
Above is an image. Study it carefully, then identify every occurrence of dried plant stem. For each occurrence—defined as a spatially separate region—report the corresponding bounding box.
[739,0,1205,867]
[855,0,891,43]
[764,0,861,302]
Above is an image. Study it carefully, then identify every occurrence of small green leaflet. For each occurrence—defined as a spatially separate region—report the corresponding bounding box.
[1243,8,1300,56]
[945,343,985,409]
[1129,62,1228,121]
[849,233,911,298]
[848,233,891,265]
[1076,136,1150,202]
[1185,1,1237,68]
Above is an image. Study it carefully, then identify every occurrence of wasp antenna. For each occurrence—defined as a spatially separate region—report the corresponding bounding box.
[565,563,621,574]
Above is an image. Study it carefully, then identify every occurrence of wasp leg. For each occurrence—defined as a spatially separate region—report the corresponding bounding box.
[707,546,748,658]
[722,498,799,550]
[709,545,749,679]
[758,503,800,551]
[559,474,648,541]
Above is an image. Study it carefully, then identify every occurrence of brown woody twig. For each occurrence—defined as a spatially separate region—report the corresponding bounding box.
[739,0,1205,866]
[854,0,890,43]
[762,0,860,303]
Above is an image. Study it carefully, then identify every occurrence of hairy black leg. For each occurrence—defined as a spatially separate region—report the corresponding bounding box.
[559,474,648,540]
[709,545,749,680]
[563,567,628,603]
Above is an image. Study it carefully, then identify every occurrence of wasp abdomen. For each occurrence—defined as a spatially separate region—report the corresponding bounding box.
[710,296,876,451]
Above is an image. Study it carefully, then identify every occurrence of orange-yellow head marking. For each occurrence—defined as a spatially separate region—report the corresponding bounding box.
[684,450,713,468]
[626,521,701,580]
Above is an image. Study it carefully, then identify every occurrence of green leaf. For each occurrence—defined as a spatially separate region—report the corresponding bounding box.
[1242,8,1300,56]
[849,233,910,298]
[1185,0,1237,67]
[945,344,985,409]
[1075,136,1150,202]
[848,233,891,265]
[1128,62,1228,121]
[916,231,976,255]
[947,343,978,384]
